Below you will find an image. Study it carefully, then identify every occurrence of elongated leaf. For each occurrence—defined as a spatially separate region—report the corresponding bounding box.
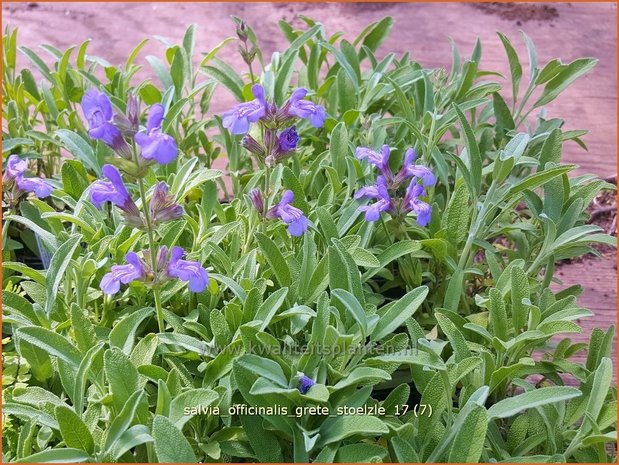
[14,448,90,463]
[453,103,482,197]
[45,234,82,314]
[152,415,197,462]
[372,286,428,341]
[16,327,82,368]
[55,405,94,454]
[104,347,139,413]
[332,288,367,337]
[109,307,154,354]
[487,386,581,419]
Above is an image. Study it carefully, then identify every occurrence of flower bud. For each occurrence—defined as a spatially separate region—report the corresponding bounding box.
[241,134,265,157]
[236,20,249,43]
[249,188,264,214]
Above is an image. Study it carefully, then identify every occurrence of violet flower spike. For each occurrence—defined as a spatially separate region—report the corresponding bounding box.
[4,155,53,198]
[395,148,436,187]
[90,164,133,209]
[15,177,54,198]
[90,164,143,227]
[267,190,309,237]
[135,104,178,164]
[405,182,432,227]
[249,188,264,215]
[100,252,145,295]
[276,126,299,153]
[356,145,392,180]
[5,154,28,180]
[81,89,130,157]
[298,373,316,394]
[166,246,209,293]
[222,84,267,135]
[286,88,326,128]
[355,175,392,222]
[150,182,184,225]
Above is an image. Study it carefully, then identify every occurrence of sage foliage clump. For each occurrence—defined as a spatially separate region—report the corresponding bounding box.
[2,17,616,463]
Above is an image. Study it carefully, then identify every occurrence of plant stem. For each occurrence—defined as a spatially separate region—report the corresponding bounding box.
[247,60,256,85]
[136,176,166,333]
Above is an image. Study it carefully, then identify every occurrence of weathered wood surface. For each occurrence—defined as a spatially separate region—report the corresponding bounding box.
[4,2,616,354]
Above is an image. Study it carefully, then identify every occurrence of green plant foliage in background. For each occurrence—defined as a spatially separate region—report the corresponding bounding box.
[2,16,616,463]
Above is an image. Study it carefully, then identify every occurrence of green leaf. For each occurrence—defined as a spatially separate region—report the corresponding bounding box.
[104,347,139,413]
[104,390,146,453]
[362,240,422,281]
[497,32,522,102]
[45,234,82,314]
[372,286,428,341]
[332,288,367,337]
[436,311,471,362]
[70,304,98,354]
[534,58,597,108]
[16,327,82,369]
[14,448,90,463]
[3,402,59,430]
[202,59,244,102]
[256,287,289,331]
[365,349,445,371]
[234,354,288,388]
[152,415,197,462]
[511,266,530,332]
[109,307,154,355]
[487,386,581,419]
[453,103,482,197]
[448,405,488,462]
[55,405,94,454]
[489,288,508,341]
[73,343,105,414]
[55,130,100,174]
[240,414,285,462]
[317,415,388,447]
[255,232,291,287]
[329,122,348,178]
[444,183,470,246]
[169,388,219,428]
[336,443,387,462]
[274,50,299,104]
[146,55,174,90]
[583,357,613,433]
[329,239,365,306]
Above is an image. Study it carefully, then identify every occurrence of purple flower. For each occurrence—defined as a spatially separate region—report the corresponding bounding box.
[298,374,316,394]
[5,155,28,180]
[404,182,432,227]
[150,182,183,225]
[276,126,299,153]
[90,164,142,226]
[90,164,132,209]
[267,190,308,237]
[4,155,53,198]
[249,188,264,214]
[355,175,392,222]
[166,246,209,292]
[100,252,145,295]
[222,84,267,135]
[356,145,392,180]
[395,148,436,186]
[81,89,130,156]
[15,177,54,198]
[134,104,178,164]
[286,88,326,128]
